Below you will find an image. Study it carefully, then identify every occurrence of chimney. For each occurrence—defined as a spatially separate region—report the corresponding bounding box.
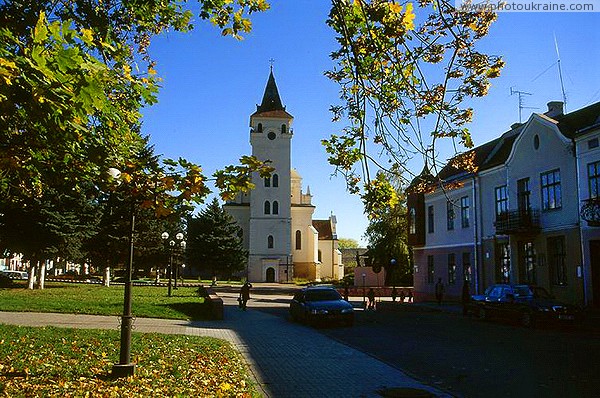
[545,101,564,118]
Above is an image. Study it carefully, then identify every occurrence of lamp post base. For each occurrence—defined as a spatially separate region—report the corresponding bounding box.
[111,363,136,378]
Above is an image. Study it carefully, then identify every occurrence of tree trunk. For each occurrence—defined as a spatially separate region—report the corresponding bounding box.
[27,262,36,290]
[103,266,110,287]
[35,260,46,289]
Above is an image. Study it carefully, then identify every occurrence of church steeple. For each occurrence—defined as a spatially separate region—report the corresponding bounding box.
[252,69,293,119]
[257,69,284,112]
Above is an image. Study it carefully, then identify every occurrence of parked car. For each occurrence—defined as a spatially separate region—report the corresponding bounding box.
[470,284,581,327]
[0,273,14,287]
[0,270,28,280]
[289,286,354,327]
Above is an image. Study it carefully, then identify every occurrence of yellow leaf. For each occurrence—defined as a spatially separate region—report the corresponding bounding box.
[80,28,94,44]
[402,3,415,31]
[389,2,403,14]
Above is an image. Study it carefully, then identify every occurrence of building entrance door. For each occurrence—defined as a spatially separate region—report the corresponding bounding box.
[589,240,600,307]
[266,267,275,283]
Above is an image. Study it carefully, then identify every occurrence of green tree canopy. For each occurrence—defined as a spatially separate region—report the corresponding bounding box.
[338,238,360,249]
[187,198,247,279]
[324,0,503,216]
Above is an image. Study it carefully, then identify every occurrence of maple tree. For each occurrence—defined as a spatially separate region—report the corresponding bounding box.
[324,0,504,216]
[0,1,271,288]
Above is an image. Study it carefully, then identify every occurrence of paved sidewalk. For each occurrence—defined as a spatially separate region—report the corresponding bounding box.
[0,296,451,398]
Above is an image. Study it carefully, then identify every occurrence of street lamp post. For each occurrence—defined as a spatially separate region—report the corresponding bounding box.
[362,272,366,307]
[162,232,185,297]
[108,167,136,378]
[174,238,186,289]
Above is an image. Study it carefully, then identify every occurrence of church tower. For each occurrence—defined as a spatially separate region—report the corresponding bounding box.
[247,70,294,282]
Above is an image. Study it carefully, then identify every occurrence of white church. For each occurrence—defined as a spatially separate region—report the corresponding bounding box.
[223,71,343,283]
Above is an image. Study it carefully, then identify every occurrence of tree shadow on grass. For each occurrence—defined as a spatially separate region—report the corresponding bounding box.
[160,302,213,321]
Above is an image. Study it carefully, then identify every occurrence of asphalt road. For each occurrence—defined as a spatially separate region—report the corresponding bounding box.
[247,291,600,398]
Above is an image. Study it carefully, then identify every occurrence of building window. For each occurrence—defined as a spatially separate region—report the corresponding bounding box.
[281,124,286,134]
[427,205,434,234]
[548,236,567,286]
[588,161,600,199]
[495,185,508,217]
[318,250,322,262]
[517,178,531,213]
[272,201,279,215]
[541,169,561,210]
[446,201,455,231]
[427,255,434,284]
[295,230,301,250]
[272,174,279,187]
[462,252,471,282]
[448,253,456,285]
[495,242,511,283]
[264,177,271,187]
[267,235,274,249]
[264,201,270,215]
[409,208,416,234]
[257,123,263,133]
[588,138,599,149]
[461,196,470,228]
[519,241,536,284]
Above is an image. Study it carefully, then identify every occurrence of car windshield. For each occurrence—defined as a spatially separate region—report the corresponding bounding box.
[305,290,341,302]
[513,285,534,297]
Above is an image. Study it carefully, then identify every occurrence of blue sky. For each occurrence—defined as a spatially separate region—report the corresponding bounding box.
[141,1,600,245]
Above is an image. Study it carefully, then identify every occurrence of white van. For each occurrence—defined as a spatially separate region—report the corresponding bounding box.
[1,270,28,280]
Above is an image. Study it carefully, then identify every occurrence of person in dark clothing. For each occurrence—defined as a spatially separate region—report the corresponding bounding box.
[240,281,252,310]
[367,288,376,310]
[391,286,398,302]
[461,279,471,316]
[399,290,406,303]
[435,278,445,305]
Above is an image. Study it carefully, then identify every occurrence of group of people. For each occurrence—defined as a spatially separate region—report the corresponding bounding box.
[390,287,413,303]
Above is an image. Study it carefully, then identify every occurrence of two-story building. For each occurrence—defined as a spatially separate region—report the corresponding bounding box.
[408,101,600,306]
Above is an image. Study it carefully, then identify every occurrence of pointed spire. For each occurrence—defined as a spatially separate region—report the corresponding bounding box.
[257,70,285,113]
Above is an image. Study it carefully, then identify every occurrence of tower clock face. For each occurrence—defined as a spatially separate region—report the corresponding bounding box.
[268,131,276,140]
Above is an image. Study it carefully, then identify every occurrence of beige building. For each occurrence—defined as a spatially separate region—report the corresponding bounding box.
[224,71,342,283]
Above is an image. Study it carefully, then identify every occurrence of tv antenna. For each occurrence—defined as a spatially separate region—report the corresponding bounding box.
[554,33,567,112]
[510,87,536,123]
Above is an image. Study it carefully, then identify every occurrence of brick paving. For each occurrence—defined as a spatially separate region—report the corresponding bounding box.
[0,292,451,398]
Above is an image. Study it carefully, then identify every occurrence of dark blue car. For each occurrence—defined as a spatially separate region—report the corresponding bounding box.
[289,286,354,327]
[470,284,580,327]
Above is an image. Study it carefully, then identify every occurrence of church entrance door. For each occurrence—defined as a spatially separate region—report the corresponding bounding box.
[266,267,275,283]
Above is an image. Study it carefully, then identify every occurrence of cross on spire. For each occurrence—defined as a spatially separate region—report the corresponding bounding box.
[269,58,275,72]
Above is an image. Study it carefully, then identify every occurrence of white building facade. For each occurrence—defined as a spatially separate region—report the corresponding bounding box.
[408,101,600,306]
[224,71,342,283]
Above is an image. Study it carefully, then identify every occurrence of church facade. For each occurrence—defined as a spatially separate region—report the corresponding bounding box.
[223,71,343,283]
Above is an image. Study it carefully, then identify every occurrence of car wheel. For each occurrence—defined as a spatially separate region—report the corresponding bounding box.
[478,307,487,321]
[520,311,535,328]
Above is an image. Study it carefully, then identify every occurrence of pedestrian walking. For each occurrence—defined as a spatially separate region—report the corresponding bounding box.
[461,279,471,316]
[240,281,252,310]
[407,289,413,302]
[435,278,445,305]
[399,290,406,303]
[367,288,376,310]
[391,286,397,302]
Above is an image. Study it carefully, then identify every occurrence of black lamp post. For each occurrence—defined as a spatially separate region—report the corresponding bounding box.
[362,272,366,307]
[162,232,185,296]
[109,167,136,378]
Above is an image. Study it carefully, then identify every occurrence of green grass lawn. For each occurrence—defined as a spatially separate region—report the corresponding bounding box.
[0,282,211,320]
[0,324,260,397]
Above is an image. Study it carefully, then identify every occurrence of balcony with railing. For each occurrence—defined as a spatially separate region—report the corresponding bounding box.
[495,209,541,235]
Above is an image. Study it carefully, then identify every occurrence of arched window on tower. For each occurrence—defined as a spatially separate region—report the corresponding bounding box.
[272,174,279,187]
[264,201,270,215]
[295,230,302,250]
[264,176,271,187]
[272,201,279,214]
[281,124,286,134]
[257,123,263,133]
[267,235,274,249]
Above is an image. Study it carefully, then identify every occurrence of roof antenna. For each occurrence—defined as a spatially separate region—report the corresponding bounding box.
[554,33,567,112]
[510,87,536,123]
